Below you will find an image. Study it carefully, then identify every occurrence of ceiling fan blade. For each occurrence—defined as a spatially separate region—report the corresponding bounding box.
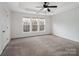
[47,8,50,12]
[44,2,49,5]
[36,7,44,13]
[47,6,57,8]
[36,6,43,8]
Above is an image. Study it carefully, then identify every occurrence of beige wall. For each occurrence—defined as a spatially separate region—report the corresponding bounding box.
[52,7,79,42]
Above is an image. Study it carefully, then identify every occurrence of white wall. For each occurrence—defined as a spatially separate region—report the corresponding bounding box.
[0,3,11,54]
[11,11,52,38]
[52,7,79,42]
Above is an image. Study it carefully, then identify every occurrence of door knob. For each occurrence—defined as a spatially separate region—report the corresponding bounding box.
[2,30,5,33]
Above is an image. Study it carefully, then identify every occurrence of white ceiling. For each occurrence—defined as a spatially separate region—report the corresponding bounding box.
[6,2,79,15]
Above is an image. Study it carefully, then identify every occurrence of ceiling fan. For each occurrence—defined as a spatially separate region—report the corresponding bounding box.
[36,2,57,12]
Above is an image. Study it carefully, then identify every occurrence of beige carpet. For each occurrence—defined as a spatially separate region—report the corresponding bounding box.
[1,35,79,56]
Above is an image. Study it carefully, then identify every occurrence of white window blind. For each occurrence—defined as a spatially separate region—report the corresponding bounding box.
[39,19,45,31]
[32,19,38,31]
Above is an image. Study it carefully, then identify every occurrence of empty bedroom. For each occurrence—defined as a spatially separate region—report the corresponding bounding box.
[0,2,79,56]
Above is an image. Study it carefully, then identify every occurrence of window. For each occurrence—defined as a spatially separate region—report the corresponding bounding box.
[31,19,38,31]
[23,17,45,32]
[23,18,30,32]
[39,19,45,31]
